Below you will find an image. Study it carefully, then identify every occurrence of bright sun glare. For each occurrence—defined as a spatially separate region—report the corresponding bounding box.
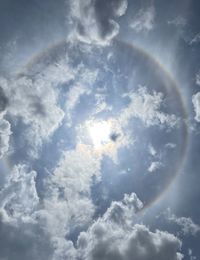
[89,121,111,148]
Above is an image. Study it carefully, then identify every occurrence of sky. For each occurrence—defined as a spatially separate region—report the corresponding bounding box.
[0,0,200,259]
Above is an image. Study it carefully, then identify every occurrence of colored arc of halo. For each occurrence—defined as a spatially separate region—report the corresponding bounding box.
[4,37,190,212]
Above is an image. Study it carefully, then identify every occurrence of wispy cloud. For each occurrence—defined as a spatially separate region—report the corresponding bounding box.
[130,6,155,33]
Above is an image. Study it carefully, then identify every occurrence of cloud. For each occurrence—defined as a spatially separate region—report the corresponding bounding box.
[165,143,176,149]
[0,86,11,159]
[168,17,187,28]
[167,210,200,236]
[120,87,178,128]
[0,75,64,154]
[149,144,157,156]
[35,144,102,258]
[69,0,128,45]
[0,86,9,112]
[0,164,39,225]
[188,249,197,260]
[130,6,155,32]
[0,117,11,159]
[148,161,163,173]
[196,71,200,86]
[192,92,200,122]
[0,162,184,260]
[0,164,54,260]
[190,32,200,45]
[77,193,183,260]
[65,66,98,127]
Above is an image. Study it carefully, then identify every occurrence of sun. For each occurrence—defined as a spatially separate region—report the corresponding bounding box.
[89,121,111,148]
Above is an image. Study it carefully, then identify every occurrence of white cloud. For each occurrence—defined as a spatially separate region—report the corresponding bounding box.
[0,164,39,225]
[0,117,11,158]
[170,215,200,236]
[69,0,128,45]
[0,87,11,158]
[196,71,200,86]
[120,87,178,128]
[77,193,183,260]
[165,143,176,149]
[149,144,157,156]
[130,6,155,32]
[0,75,64,153]
[192,92,200,122]
[36,144,102,258]
[148,161,163,173]
[65,66,98,127]
[164,209,200,236]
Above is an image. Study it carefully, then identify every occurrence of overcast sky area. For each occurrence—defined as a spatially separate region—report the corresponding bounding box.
[0,0,200,259]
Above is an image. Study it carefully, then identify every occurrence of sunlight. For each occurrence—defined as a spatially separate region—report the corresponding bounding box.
[89,121,111,148]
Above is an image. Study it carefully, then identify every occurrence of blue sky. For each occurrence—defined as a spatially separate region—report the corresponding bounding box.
[0,0,200,259]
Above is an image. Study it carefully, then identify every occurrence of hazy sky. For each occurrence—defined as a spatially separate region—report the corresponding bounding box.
[0,0,200,259]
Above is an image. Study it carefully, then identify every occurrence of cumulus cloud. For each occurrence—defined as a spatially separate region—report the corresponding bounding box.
[0,75,64,153]
[70,0,128,45]
[0,164,39,225]
[35,144,102,258]
[130,6,155,32]
[77,193,183,260]
[0,164,53,260]
[192,92,200,122]
[0,162,184,260]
